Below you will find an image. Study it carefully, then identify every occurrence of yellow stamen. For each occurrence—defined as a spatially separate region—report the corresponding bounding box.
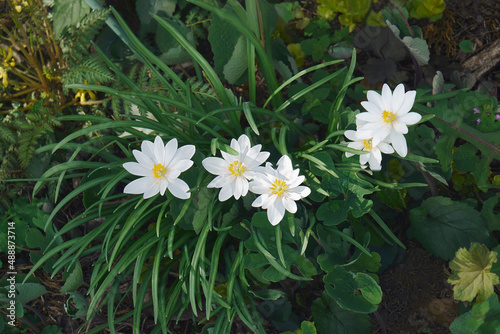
[152,164,167,178]
[228,160,245,176]
[382,110,396,123]
[363,138,373,150]
[270,179,288,196]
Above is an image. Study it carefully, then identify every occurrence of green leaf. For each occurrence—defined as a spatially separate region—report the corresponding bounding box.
[156,17,195,65]
[300,321,318,334]
[449,296,500,334]
[53,0,90,39]
[312,293,370,334]
[459,40,474,53]
[324,266,382,314]
[60,261,84,293]
[249,289,286,301]
[65,292,89,318]
[192,187,213,234]
[407,196,495,260]
[136,0,176,35]
[447,243,499,302]
[453,143,479,173]
[208,6,248,84]
[13,282,47,306]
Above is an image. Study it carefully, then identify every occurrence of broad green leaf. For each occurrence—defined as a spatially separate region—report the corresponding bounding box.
[407,196,495,260]
[13,282,47,306]
[324,266,382,314]
[453,143,479,173]
[312,293,370,334]
[53,0,90,39]
[300,321,318,334]
[449,295,500,334]
[447,243,499,302]
[136,0,176,35]
[60,261,84,293]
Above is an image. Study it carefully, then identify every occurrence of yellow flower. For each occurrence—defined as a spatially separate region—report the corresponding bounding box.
[0,67,8,87]
[0,48,15,87]
[75,89,96,103]
[14,0,28,13]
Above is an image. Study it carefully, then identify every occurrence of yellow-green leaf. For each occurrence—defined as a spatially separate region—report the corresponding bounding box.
[447,243,499,302]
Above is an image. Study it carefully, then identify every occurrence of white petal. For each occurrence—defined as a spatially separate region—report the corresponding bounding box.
[252,194,269,208]
[219,184,234,201]
[167,178,191,199]
[393,121,408,134]
[241,177,249,197]
[344,130,358,141]
[163,138,178,166]
[398,90,416,115]
[366,90,383,107]
[141,140,155,159]
[277,156,293,175]
[356,111,381,123]
[233,177,244,199]
[288,175,305,189]
[174,145,196,161]
[221,150,238,163]
[207,175,226,188]
[170,159,194,173]
[143,182,161,199]
[237,134,251,154]
[400,112,422,125]
[133,150,154,169]
[360,101,383,115]
[390,131,408,157]
[371,148,382,162]
[392,84,405,112]
[283,198,297,213]
[123,162,152,177]
[159,179,168,196]
[360,153,370,165]
[378,142,394,154]
[368,157,382,171]
[203,157,228,175]
[381,84,393,110]
[267,200,285,225]
[124,177,152,195]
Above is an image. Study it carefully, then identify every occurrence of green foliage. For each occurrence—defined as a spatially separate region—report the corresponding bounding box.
[407,0,446,21]
[450,296,500,334]
[317,0,379,32]
[52,0,91,39]
[407,197,496,260]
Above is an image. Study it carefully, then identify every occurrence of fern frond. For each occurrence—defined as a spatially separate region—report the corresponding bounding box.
[63,55,114,89]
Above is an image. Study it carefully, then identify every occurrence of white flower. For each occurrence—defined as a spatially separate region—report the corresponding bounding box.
[123,136,195,199]
[202,134,270,201]
[249,156,311,226]
[356,83,421,157]
[344,130,394,171]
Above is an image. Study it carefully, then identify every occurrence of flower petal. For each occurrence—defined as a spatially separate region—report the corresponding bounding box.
[123,162,153,177]
[163,138,178,166]
[203,157,228,175]
[398,90,416,115]
[124,177,152,195]
[366,90,383,107]
[381,84,393,110]
[168,178,191,199]
[267,200,286,225]
[133,150,154,169]
[283,198,297,214]
[400,112,422,125]
[392,84,405,112]
[390,131,408,157]
[360,101,383,115]
[393,121,408,134]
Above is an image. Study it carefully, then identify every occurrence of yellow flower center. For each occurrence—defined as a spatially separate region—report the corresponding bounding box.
[382,110,397,123]
[152,163,167,178]
[228,160,245,176]
[270,179,288,196]
[363,138,373,150]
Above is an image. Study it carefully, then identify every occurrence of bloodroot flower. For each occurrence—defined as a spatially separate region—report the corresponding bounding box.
[356,83,421,157]
[249,156,311,226]
[344,130,394,171]
[202,134,270,201]
[123,136,195,199]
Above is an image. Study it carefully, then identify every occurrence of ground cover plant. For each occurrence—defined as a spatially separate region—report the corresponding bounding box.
[1,0,500,333]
